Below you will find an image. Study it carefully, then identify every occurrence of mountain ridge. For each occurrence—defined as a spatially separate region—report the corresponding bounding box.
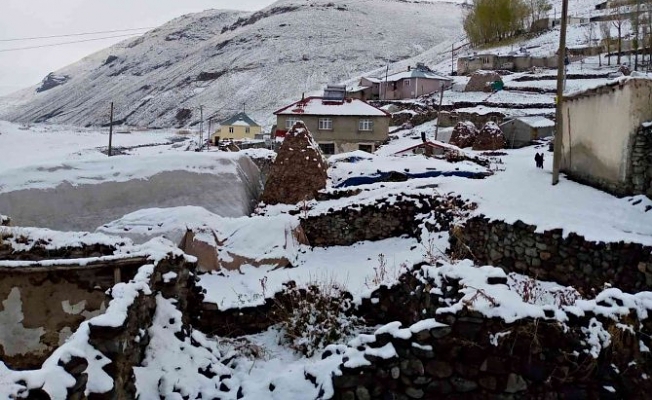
[0,0,463,128]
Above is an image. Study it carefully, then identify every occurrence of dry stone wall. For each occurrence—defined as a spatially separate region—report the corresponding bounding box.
[332,265,652,399]
[300,194,471,247]
[629,124,652,198]
[451,216,652,294]
[331,309,652,399]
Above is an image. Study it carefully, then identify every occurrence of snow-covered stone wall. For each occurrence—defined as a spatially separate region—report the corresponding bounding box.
[452,216,652,294]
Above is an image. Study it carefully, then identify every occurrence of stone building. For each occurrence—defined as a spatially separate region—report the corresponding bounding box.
[560,77,652,198]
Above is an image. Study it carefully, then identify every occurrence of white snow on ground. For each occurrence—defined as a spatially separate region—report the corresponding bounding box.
[0,121,188,173]
[0,121,263,231]
[198,235,431,309]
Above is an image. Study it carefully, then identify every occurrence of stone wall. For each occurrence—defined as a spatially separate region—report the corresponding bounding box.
[332,309,652,399]
[300,194,471,247]
[86,255,199,399]
[450,216,652,294]
[332,262,652,399]
[629,124,652,198]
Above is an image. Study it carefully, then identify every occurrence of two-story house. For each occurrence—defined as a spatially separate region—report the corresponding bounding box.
[211,112,261,142]
[273,85,390,155]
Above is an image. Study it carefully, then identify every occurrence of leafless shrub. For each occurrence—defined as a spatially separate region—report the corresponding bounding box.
[273,279,362,357]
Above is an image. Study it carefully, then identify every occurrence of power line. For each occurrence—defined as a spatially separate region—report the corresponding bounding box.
[0,33,144,53]
[0,27,154,42]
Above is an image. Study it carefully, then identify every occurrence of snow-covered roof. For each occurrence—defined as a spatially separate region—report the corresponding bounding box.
[274,97,390,117]
[348,85,370,92]
[365,67,452,84]
[394,141,451,155]
[514,116,555,128]
[219,112,260,127]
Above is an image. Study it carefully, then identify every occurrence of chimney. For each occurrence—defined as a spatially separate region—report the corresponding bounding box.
[408,66,411,71]
[301,92,305,101]
[421,131,426,142]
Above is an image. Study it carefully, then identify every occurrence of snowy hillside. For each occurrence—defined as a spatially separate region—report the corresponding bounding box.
[0,0,464,128]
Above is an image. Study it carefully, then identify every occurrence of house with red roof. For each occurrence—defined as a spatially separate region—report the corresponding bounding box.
[273,85,390,155]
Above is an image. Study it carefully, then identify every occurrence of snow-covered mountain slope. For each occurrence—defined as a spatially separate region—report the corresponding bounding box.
[0,0,464,128]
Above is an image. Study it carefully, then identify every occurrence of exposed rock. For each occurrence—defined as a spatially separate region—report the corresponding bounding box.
[449,121,478,148]
[473,121,506,151]
[36,73,71,93]
[465,70,503,92]
[261,122,328,205]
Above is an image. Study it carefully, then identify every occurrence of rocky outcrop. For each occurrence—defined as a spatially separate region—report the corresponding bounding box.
[449,121,478,148]
[473,121,506,151]
[261,122,328,205]
[36,73,70,93]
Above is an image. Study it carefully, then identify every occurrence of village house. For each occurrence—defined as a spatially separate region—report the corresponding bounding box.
[273,85,390,155]
[500,116,555,148]
[559,77,652,198]
[211,112,261,143]
[350,63,452,100]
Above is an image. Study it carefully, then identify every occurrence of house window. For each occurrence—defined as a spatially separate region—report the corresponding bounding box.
[404,80,410,86]
[358,119,373,131]
[319,143,335,155]
[245,127,251,134]
[229,127,234,133]
[285,118,299,129]
[318,118,333,130]
[358,144,373,153]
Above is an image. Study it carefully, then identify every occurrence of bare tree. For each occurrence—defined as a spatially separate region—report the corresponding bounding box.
[600,21,612,65]
[611,1,626,64]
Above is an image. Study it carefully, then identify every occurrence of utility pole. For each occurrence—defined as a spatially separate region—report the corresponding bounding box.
[434,88,445,141]
[635,0,641,70]
[552,0,569,185]
[384,64,389,100]
[108,102,114,157]
[199,105,204,150]
[243,102,246,114]
[451,43,455,75]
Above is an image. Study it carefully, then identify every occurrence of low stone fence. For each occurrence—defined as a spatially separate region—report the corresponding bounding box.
[331,308,652,399]
[450,216,652,294]
[629,124,652,198]
[300,194,471,247]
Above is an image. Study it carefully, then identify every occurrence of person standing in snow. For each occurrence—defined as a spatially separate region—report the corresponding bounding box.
[539,152,544,168]
[534,153,541,168]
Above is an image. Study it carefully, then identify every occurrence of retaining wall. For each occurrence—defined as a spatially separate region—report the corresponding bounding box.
[450,216,652,294]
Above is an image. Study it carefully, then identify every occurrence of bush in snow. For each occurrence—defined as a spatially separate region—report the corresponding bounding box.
[273,280,362,357]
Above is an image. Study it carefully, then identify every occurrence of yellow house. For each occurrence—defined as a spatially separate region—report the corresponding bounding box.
[211,112,262,142]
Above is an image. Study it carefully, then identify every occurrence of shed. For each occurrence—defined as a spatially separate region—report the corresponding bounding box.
[500,116,555,148]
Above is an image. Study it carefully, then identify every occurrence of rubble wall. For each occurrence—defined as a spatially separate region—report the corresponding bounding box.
[332,310,652,399]
[300,194,469,247]
[451,216,652,294]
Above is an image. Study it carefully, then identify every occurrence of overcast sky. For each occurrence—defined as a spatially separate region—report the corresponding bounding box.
[0,0,276,96]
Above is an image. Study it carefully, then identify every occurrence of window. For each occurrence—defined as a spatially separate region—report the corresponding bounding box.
[319,143,335,155]
[358,119,373,131]
[358,144,373,153]
[228,127,234,133]
[404,80,410,86]
[318,118,333,130]
[285,118,299,129]
[245,127,251,134]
